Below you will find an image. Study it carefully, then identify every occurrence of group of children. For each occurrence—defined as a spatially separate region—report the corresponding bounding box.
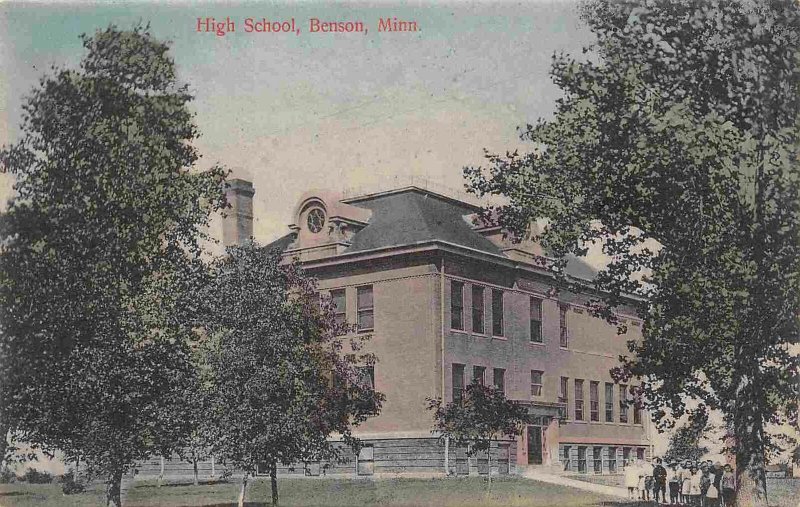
[624,457,737,506]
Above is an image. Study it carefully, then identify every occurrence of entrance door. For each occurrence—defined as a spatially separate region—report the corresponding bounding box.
[527,426,543,465]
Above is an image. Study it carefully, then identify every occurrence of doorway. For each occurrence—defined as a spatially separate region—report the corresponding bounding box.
[527,426,543,465]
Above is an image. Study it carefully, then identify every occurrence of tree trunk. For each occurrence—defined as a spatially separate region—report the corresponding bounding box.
[237,472,249,507]
[158,455,164,488]
[270,462,279,506]
[193,454,199,486]
[486,446,492,494]
[733,373,769,507]
[105,469,123,507]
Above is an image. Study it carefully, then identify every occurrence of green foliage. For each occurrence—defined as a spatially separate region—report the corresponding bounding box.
[465,0,799,502]
[0,467,16,484]
[0,24,227,506]
[21,468,53,484]
[58,469,86,495]
[663,412,709,464]
[195,243,384,505]
[427,380,527,456]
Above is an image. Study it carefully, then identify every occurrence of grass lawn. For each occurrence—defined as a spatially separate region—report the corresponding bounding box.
[1,476,630,507]
[2,476,797,507]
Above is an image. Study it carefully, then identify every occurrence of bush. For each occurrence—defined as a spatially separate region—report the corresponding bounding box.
[0,467,16,484]
[58,469,85,495]
[21,467,53,484]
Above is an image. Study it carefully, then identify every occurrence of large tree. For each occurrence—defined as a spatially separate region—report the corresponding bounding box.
[0,25,227,506]
[465,1,799,505]
[197,243,383,507]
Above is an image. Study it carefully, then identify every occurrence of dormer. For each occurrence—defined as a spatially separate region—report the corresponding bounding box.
[470,212,550,268]
[285,190,371,261]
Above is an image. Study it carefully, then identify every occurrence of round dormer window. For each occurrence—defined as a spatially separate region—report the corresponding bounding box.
[306,208,326,233]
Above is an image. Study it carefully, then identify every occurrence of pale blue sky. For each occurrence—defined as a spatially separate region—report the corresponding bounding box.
[1,0,591,240]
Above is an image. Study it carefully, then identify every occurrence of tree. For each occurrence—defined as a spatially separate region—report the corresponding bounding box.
[0,25,227,506]
[663,411,709,464]
[465,1,799,505]
[427,380,527,492]
[197,243,383,507]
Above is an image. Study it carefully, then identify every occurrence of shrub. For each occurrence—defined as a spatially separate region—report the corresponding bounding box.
[0,468,16,484]
[21,467,53,484]
[58,469,85,495]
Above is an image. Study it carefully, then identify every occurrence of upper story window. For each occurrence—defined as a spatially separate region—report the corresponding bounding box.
[589,381,600,422]
[559,304,569,348]
[619,384,629,423]
[560,376,569,420]
[605,383,614,422]
[452,363,465,404]
[472,286,485,334]
[473,366,486,386]
[357,285,374,332]
[575,379,585,421]
[451,281,464,331]
[530,297,543,343]
[306,207,326,233]
[530,370,543,397]
[633,388,643,425]
[331,289,346,334]
[356,365,375,391]
[493,368,505,394]
[491,290,504,336]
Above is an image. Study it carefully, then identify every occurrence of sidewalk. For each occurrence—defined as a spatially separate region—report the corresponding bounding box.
[521,468,630,499]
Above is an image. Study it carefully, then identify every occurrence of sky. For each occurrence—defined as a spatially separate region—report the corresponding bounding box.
[0,0,592,243]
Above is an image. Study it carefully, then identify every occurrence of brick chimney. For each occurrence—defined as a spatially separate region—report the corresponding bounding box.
[222,178,255,246]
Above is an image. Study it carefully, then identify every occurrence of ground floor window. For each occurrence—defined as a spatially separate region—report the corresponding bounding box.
[592,447,602,474]
[357,444,374,476]
[622,447,632,469]
[562,445,571,472]
[304,461,320,476]
[607,447,617,473]
[577,446,587,473]
[636,447,645,461]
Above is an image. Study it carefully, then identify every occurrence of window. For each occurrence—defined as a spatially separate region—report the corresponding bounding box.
[619,384,629,423]
[559,377,569,420]
[492,290,504,336]
[636,448,645,461]
[575,379,585,421]
[607,447,617,473]
[633,388,642,424]
[605,383,614,422]
[559,304,569,347]
[530,297,543,343]
[331,289,346,332]
[357,285,374,331]
[593,447,602,474]
[590,381,600,422]
[356,444,374,476]
[356,366,375,391]
[577,447,587,473]
[622,447,631,468]
[451,281,464,330]
[530,370,543,397]
[472,286,485,333]
[473,366,486,386]
[452,364,465,404]
[562,445,571,472]
[493,368,505,394]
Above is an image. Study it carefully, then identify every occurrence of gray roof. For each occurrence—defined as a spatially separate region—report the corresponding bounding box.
[266,187,598,281]
[345,189,503,255]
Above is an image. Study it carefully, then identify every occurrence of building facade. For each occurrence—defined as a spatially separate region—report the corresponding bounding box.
[218,182,651,478]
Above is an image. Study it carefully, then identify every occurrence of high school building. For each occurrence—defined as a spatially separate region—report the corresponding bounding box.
[213,180,652,477]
